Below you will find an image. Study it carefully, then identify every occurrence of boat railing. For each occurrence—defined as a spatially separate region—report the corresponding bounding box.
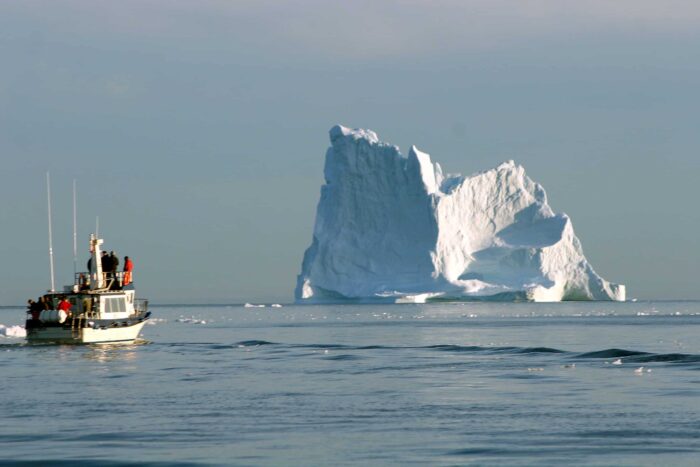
[73,271,134,291]
[134,299,148,314]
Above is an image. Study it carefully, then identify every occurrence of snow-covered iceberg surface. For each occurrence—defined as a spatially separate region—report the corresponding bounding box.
[295,125,625,303]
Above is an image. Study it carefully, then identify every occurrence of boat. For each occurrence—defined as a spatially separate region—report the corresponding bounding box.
[25,233,150,344]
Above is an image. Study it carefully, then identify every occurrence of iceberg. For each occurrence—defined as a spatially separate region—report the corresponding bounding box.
[295,125,625,303]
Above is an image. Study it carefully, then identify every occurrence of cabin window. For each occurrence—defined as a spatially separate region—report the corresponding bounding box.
[104,297,126,314]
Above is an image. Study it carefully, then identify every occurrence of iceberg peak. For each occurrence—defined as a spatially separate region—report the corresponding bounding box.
[296,126,625,303]
[408,145,441,194]
[330,124,380,145]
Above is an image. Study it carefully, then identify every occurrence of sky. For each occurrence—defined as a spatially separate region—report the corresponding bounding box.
[1,0,699,304]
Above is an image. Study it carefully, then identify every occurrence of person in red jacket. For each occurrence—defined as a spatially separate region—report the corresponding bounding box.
[123,256,134,286]
[57,296,72,318]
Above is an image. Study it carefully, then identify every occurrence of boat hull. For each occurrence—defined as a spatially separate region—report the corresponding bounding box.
[26,320,147,345]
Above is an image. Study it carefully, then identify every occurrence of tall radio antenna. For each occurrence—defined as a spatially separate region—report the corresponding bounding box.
[73,179,78,275]
[46,172,56,292]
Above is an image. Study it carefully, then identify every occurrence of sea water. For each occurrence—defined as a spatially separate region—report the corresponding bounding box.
[1,302,699,466]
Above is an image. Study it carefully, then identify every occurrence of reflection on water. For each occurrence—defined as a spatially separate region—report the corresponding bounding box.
[83,343,142,363]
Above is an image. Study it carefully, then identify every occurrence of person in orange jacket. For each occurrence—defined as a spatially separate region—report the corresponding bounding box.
[123,256,134,286]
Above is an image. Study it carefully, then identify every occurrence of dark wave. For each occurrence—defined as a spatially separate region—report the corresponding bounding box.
[426,345,565,354]
[626,353,700,364]
[230,340,700,365]
[425,344,489,352]
[234,340,276,347]
[297,343,350,349]
[516,347,566,354]
[324,354,364,361]
[576,348,650,358]
[0,461,202,467]
[0,342,26,348]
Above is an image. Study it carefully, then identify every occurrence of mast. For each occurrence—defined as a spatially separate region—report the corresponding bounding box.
[89,233,105,290]
[46,172,56,292]
[73,179,77,276]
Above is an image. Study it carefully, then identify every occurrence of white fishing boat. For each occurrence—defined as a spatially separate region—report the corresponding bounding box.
[25,233,150,344]
[25,175,149,344]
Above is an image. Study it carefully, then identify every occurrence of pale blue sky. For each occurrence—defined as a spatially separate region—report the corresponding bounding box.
[1,1,699,304]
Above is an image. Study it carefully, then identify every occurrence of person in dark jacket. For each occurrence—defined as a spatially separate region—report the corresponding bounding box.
[29,299,44,320]
[101,251,111,272]
[27,299,40,320]
[100,251,112,285]
[39,295,52,310]
[109,251,119,274]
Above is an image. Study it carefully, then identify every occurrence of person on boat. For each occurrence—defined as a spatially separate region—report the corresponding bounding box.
[123,256,134,286]
[27,300,37,319]
[101,251,111,271]
[57,296,72,317]
[101,251,111,283]
[109,251,119,275]
[79,273,90,291]
[28,299,43,320]
[82,296,93,315]
[39,295,52,310]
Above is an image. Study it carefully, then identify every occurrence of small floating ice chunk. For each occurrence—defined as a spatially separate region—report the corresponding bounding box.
[612,358,623,365]
[527,367,544,372]
[271,304,283,308]
[0,325,26,338]
[146,318,167,326]
[244,303,266,308]
[176,317,207,325]
[634,367,644,374]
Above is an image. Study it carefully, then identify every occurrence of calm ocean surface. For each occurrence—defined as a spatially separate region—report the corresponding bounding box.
[1,301,699,466]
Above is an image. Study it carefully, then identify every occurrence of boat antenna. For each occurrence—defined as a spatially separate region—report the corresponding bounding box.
[72,179,78,276]
[46,172,56,292]
[96,216,99,238]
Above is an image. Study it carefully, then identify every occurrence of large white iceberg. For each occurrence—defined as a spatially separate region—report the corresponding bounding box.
[295,125,625,303]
